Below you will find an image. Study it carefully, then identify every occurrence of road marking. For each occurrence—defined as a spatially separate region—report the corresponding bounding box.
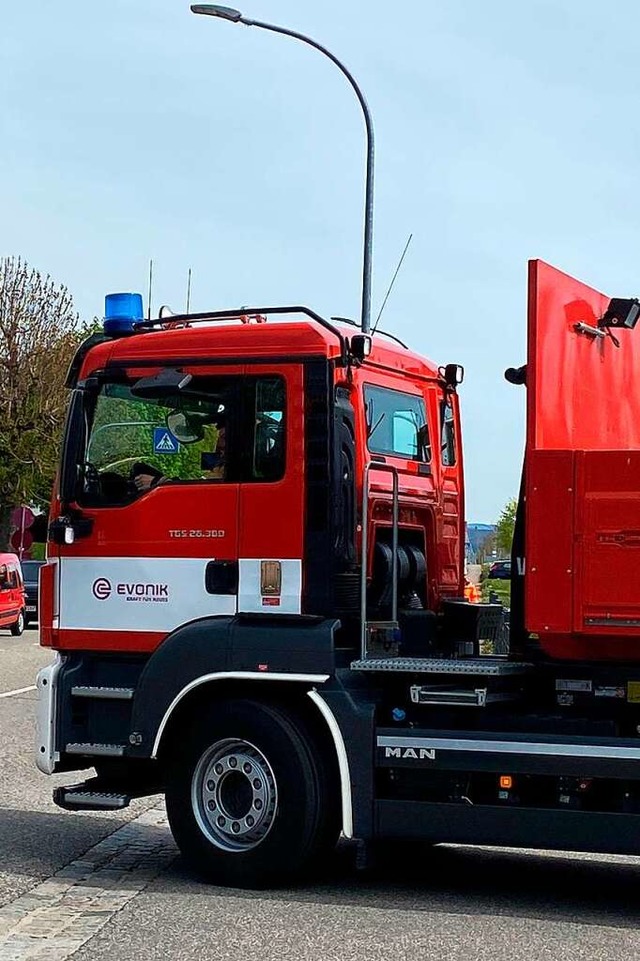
[0,686,36,700]
[0,805,175,960]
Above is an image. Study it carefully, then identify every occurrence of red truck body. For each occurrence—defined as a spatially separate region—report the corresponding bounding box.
[526,260,640,660]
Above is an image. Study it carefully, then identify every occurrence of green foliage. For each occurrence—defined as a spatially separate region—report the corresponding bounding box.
[495,497,517,556]
[31,542,46,561]
[481,578,511,607]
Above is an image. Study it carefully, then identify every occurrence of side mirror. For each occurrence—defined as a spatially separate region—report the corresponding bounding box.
[504,365,527,386]
[166,410,206,444]
[350,334,372,363]
[443,363,464,388]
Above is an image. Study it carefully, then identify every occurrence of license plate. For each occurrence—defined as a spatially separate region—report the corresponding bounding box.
[26,605,36,613]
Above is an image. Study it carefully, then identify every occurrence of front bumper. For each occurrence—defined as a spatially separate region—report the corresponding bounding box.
[35,655,63,774]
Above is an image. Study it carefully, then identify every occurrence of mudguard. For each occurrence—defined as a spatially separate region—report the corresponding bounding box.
[128,614,339,756]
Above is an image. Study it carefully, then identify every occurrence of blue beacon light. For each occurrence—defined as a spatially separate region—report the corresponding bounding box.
[104,292,144,335]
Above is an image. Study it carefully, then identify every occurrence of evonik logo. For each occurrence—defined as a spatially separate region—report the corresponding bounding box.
[92,578,112,600]
[91,578,169,604]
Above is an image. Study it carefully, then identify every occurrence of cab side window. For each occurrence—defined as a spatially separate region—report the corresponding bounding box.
[0,565,8,590]
[365,385,430,461]
[251,378,286,482]
[441,398,457,466]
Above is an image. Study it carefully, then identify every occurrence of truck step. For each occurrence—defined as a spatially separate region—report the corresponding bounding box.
[350,656,533,676]
[71,685,135,701]
[410,685,518,707]
[54,785,131,812]
[65,742,126,757]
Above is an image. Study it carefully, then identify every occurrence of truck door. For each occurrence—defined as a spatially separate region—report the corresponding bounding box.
[50,365,245,652]
[237,366,303,613]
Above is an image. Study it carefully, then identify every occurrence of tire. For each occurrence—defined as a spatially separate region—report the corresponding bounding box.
[10,610,25,637]
[165,699,340,888]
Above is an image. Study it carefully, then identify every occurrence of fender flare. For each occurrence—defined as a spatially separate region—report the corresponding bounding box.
[151,671,353,838]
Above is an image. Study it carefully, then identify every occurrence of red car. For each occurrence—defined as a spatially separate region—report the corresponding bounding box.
[0,553,26,635]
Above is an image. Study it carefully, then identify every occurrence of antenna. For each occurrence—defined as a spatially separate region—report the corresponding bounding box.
[372,233,413,334]
[147,259,154,321]
[186,268,192,314]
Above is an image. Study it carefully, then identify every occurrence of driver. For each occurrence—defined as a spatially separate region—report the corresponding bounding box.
[133,422,226,492]
[200,425,226,480]
[133,464,163,493]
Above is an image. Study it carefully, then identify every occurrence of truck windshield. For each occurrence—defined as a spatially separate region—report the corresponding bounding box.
[77,375,285,505]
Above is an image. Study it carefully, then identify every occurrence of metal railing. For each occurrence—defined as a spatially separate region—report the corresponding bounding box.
[360,461,400,659]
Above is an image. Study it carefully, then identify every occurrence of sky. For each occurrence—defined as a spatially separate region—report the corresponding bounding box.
[3,0,640,522]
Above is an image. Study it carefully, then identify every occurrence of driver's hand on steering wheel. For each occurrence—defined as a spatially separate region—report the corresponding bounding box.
[134,472,158,492]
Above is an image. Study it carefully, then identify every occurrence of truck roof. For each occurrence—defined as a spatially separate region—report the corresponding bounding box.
[78,312,441,382]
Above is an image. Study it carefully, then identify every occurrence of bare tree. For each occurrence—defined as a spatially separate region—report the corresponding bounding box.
[0,257,86,550]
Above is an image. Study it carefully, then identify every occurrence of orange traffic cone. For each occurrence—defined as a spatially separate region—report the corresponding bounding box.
[464,580,481,603]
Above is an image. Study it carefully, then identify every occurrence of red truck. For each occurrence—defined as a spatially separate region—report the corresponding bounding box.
[35,260,640,887]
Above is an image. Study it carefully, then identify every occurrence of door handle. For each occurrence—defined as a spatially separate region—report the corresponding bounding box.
[205,561,238,595]
[597,530,640,547]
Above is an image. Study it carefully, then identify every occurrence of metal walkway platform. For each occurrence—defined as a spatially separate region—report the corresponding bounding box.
[350,657,534,676]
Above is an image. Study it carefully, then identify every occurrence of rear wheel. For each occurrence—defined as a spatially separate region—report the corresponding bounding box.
[165,699,339,888]
[10,611,25,636]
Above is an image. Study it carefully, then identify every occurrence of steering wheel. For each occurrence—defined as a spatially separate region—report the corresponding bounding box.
[85,460,140,501]
[127,461,164,495]
[98,458,157,497]
[101,456,140,472]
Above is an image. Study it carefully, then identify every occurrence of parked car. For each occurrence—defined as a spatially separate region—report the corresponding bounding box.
[21,559,44,626]
[488,559,511,580]
[0,553,26,636]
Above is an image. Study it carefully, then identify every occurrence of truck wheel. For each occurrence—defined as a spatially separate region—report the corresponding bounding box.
[10,611,25,636]
[165,699,339,888]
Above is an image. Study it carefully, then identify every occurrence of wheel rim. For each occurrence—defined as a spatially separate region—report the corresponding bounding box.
[191,737,278,852]
[16,612,24,633]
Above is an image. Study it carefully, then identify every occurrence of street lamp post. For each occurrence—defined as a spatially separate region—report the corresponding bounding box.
[190,4,375,335]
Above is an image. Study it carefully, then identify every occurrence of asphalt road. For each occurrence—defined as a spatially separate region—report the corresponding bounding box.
[1,629,640,960]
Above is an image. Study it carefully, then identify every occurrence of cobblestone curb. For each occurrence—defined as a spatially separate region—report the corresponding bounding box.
[0,806,176,961]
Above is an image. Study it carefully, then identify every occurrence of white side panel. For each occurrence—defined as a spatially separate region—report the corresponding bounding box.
[58,556,236,632]
[238,559,302,614]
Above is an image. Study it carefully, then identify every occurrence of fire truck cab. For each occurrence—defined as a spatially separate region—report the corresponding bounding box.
[37,299,468,885]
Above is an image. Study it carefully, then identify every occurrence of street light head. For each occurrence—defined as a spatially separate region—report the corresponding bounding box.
[190,4,243,22]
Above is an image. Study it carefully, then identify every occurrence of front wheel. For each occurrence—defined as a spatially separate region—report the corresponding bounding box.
[165,699,339,888]
[10,610,25,636]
